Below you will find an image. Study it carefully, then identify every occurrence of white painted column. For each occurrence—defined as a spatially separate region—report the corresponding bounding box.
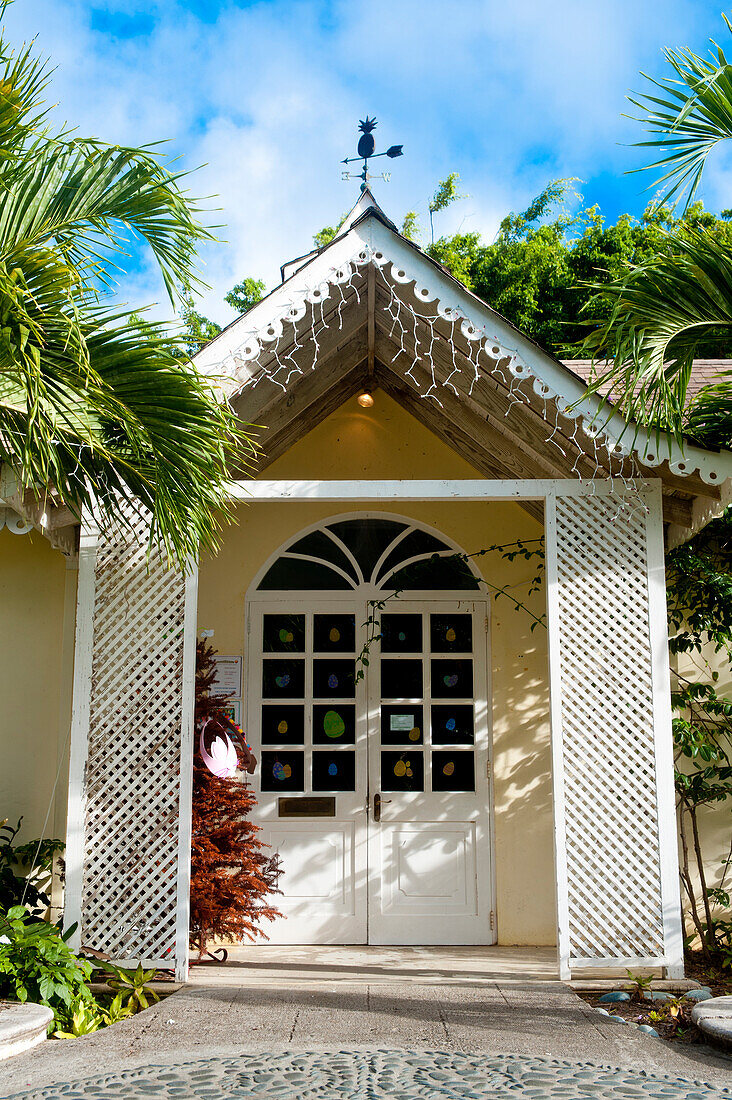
[645,483,685,978]
[64,524,99,948]
[544,488,571,981]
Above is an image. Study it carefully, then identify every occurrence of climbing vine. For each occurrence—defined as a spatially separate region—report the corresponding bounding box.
[355,538,546,681]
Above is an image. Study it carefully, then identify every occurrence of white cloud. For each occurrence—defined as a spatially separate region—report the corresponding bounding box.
[3,0,723,324]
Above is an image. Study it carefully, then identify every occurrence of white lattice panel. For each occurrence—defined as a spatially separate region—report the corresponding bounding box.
[79,518,188,963]
[552,492,665,963]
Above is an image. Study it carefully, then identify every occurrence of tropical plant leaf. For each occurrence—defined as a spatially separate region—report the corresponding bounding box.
[0,7,250,564]
[628,16,732,209]
[577,227,732,443]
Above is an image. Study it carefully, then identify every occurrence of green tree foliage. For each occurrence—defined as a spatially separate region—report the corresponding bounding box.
[179,285,224,356]
[427,182,732,363]
[578,16,732,442]
[428,172,466,243]
[225,278,266,314]
[313,213,348,249]
[0,4,252,565]
[179,279,267,356]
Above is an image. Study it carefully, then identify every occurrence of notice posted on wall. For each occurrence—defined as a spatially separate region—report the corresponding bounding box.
[390,714,414,731]
[212,655,242,700]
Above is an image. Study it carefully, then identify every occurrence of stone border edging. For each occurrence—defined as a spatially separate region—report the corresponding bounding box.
[0,1003,53,1062]
[692,996,732,1051]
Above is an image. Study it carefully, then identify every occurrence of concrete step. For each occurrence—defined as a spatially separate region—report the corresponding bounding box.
[691,995,732,1051]
[0,1002,53,1061]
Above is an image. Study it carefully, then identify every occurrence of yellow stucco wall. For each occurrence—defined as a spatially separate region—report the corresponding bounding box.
[197,392,556,945]
[674,644,732,928]
[0,528,75,846]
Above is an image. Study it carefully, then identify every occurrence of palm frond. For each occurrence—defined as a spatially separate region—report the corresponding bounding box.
[0,308,257,562]
[629,17,732,208]
[0,139,215,304]
[684,379,732,449]
[0,8,248,565]
[577,227,732,442]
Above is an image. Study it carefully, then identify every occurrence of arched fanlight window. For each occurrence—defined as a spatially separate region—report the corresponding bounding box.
[257,517,480,591]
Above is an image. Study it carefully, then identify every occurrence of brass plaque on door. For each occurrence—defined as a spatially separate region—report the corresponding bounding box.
[278,796,336,817]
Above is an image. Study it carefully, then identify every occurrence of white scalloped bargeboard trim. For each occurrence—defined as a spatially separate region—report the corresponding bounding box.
[220,243,728,486]
[0,506,32,535]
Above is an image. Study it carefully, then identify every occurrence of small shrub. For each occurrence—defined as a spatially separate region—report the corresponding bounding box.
[0,819,64,915]
[97,961,160,1013]
[624,970,654,1002]
[0,906,93,1017]
[54,999,104,1038]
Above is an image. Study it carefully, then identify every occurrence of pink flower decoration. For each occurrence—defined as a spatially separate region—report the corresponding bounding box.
[199,723,239,778]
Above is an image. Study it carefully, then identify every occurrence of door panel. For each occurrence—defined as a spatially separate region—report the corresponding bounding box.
[367,601,494,945]
[248,596,493,946]
[247,600,368,944]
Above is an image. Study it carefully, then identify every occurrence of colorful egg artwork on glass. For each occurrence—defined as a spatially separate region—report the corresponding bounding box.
[329,627,341,643]
[328,673,339,689]
[398,631,406,642]
[444,673,459,688]
[442,761,455,776]
[394,758,413,779]
[272,761,292,781]
[279,628,294,644]
[446,718,456,732]
[408,727,420,742]
[275,674,290,688]
[277,720,289,736]
[323,710,345,739]
[328,762,338,777]
[446,627,456,643]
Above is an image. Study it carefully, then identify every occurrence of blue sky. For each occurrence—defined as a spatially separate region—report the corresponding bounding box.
[5,0,732,325]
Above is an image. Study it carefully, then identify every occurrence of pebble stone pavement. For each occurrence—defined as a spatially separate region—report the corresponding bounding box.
[5,1048,732,1100]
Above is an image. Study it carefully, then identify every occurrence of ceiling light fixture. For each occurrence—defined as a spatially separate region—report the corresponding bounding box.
[357,388,375,408]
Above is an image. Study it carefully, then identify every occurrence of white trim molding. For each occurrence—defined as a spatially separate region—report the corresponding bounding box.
[195,207,732,489]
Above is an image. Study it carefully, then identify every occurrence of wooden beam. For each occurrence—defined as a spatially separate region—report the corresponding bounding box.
[255,361,370,473]
[374,310,600,483]
[374,290,720,503]
[375,336,574,480]
[233,305,367,426]
[654,460,721,501]
[377,366,544,524]
[233,283,367,418]
[367,263,375,382]
[229,478,662,501]
[662,495,693,528]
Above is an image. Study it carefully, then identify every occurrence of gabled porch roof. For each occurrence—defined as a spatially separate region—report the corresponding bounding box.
[195,190,732,541]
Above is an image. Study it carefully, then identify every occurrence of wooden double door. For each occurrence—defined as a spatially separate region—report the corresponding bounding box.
[246,597,494,945]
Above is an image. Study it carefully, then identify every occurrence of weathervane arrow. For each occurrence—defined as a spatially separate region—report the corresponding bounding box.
[341,118,403,190]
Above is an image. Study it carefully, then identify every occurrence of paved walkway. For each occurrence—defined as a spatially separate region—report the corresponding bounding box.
[1,976,731,1097]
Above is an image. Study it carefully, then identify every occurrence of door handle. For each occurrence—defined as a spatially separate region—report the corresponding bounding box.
[373,792,392,822]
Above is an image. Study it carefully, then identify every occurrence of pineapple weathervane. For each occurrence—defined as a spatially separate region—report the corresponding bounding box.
[341,118,403,191]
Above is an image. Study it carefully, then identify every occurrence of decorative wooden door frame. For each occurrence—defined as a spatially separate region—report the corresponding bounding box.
[244,584,495,946]
[65,477,683,981]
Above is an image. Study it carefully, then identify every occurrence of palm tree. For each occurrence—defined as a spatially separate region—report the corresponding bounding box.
[0,4,253,564]
[580,19,732,448]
